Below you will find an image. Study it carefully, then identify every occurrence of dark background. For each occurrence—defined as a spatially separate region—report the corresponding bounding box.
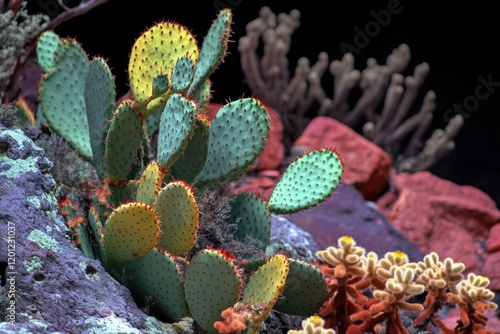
[28,1,500,207]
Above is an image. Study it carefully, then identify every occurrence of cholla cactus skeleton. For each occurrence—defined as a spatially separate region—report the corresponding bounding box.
[238,6,464,172]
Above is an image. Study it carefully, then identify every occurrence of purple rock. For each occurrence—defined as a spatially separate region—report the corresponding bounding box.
[285,181,425,263]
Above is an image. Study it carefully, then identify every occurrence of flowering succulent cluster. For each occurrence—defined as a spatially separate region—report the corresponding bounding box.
[312,236,498,334]
[33,8,344,333]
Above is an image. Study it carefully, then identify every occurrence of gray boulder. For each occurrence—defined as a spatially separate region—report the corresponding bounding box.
[0,125,187,334]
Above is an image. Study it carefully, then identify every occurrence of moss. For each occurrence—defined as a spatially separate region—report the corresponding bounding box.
[83,314,142,334]
[79,261,100,282]
[27,229,60,252]
[145,316,193,334]
[27,195,40,209]
[0,130,40,177]
[23,256,43,273]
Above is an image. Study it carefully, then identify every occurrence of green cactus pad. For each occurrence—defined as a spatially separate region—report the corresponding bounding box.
[38,38,91,161]
[242,254,290,332]
[192,98,270,188]
[124,248,190,321]
[88,208,104,259]
[273,259,328,316]
[157,94,197,169]
[103,100,143,182]
[187,9,232,97]
[154,181,199,256]
[60,199,94,259]
[151,72,170,99]
[101,202,159,278]
[170,115,209,183]
[228,193,271,253]
[136,161,164,206]
[184,249,242,333]
[145,104,164,139]
[84,57,116,180]
[36,30,60,72]
[172,56,195,93]
[268,149,343,214]
[128,21,199,117]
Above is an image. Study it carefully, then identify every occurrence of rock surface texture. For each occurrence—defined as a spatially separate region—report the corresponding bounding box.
[0,126,181,334]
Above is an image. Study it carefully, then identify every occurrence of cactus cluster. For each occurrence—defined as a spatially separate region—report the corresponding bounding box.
[34,8,344,333]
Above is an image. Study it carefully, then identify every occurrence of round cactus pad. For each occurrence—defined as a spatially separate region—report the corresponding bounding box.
[101,202,159,278]
[268,149,343,214]
[128,21,199,116]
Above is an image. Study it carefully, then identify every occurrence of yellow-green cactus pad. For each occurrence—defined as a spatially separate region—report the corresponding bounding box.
[154,181,199,256]
[102,202,159,278]
[128,21,199,117]
[243,254,290,332]
[136,161,164,206]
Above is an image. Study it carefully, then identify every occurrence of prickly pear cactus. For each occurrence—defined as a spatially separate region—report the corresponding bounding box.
[184,249,242,333]
[273,259,328,316]
[84,57,115,180]
[123,248,190,321]
[170,115,209,183]
[155,181,199,256]
[103,100,144,182]
[268,149,343,214]
[101,202,159,278]
[135,161,164,206]
[38,37,91,161]
[227,192,271,254]
[128,20,199,116]
[187,8,232,97]
[192,98,270,189]
[242,254,290,332]
[156,93,197,169]
[36,30,60,72]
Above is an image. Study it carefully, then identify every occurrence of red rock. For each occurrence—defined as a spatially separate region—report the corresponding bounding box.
[292,116,392,200]
[487,223,500,253]
[205,102,285,171]
[482,251,500,290]
[376,171,500,288]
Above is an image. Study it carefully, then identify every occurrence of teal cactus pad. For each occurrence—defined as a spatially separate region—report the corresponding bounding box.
[84,57,116,180]
[184,249,242,333]
[192,98,270,188]
[152,72,170,98]
[187,9,232,97]
[101,202,159,278]
[273,259,328,316]
[156,94,197,169]
[124,248,190,321]
[154,181,199,256]
[170,116,209,184]
[172,56,194,93]
[38,38,91,161]
[197,79,212,113]
[36,30,60,72]
[228,193,270,253]
[145,104,163,139]
[103,100,143,182]
[268,149,343,214]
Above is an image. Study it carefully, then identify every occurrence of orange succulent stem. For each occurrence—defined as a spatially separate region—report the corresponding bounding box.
[318,268,365,333]
[412,287,447,330]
